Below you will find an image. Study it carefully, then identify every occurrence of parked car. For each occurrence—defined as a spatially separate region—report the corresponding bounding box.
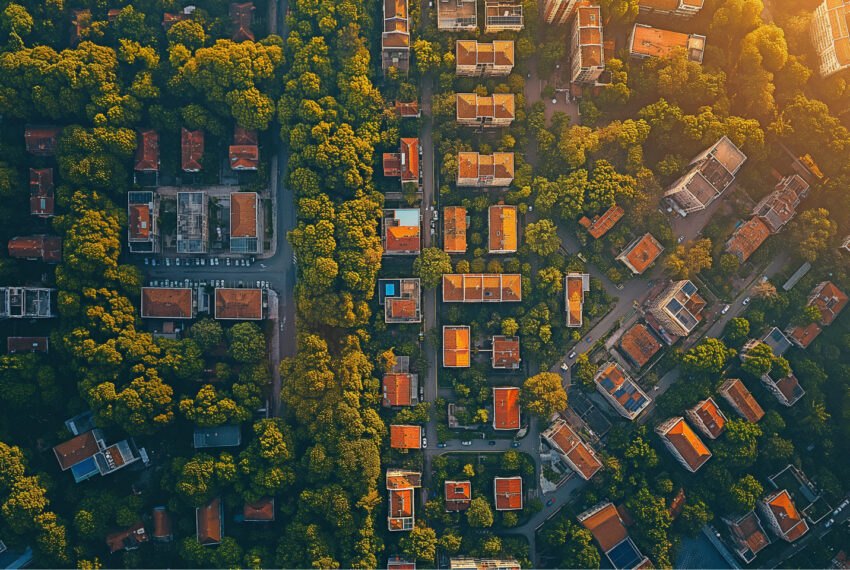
[721,304,730,315]
[511,442,520,447]
[646,280,653,287]
[840,499,849,509]
[437,443,446,448]
[585,336,593,343]
[165,258,170,266]
[227,258,231,266]
[421,437,427,448]
[488,441,496,446]
[461,441,472,446]
[677,235,685,243]
[560,363,569,371]
[825,518,834,528]
[742,296,751,305]
[546,499,555,506]
[568,351,577,359]
[144,258,149,265]
[419,387,424,400]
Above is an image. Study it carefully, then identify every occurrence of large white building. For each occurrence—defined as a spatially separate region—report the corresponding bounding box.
[810,0,850,77]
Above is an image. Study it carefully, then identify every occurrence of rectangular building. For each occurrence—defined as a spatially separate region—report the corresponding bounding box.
[443,207,468,253]
[383,373,419,407]
[488,205,517,253]
[655,416,711,472]
[578,503,650,569]
[648,280,706,337]
[229,127,259,170]
[29,168,54,217]
[810,0,850,77]
[725,217,770,263]
[177,191,208,253]
[230,192,262,253]
[493,476,522,510]
[7,336,48,354]
[214,288,264,320]
[387,470,421,531]
[128,191,160,253]
[484,0,523,32]
[443,326,471,367]
[785,281,848,348]
[230,2,255,41]
[579,205,624,239]
[384,138,419,184]
[141,287,195,319]
[383,209,421,255]
[594,362,651,420]
[456,94,515,127]
[493,386,520,430]
[664,136,747,215]
[445,480,472,511]
[566,273,590,327]
[0,287,54,319]
[571,4,604,84]
[7,236,61,263]
[761,371,805,407]
[442,274,522,302]
[196,498,223,546]
[24,125,61,156]
[382,0,410,74]
[685,397,727,439]
[718,378,764,423]
[617,323,661,368]
[456,40,515,76]
[193,425,242,448]
[758,490,809,542]
[638,0,703,17]
[542,419,602,480]
[723,511,771,563]
[437,0,477,30]
[543,0,580,24]
[390,425,422,449]
[457,152,514,187]
[181,127,204,172]
[53,429,146,483]
[134,129,159,172]
[378,278,422,323]
[752,174,810,232]
[491,335,520,369]
[616,233,664,274]
[629,24,706,63]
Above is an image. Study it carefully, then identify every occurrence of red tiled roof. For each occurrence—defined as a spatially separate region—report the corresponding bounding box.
[29,168,54,217]
[141,287,194,319]
[243,497,275,521]
[196,498,222,545]
[725,217,770,262]
[689,398,726,438]
[785,322,821,349]
[387,558,416,570]
[494,476,522,510]
[618,233,664,274]
[383,373,413,407]
[394,101,419,117]
[163,12,187,28]
[129,204,151,240]
[445,480,472,511]
[388,298,417,319]
[727,511,769,558]
[53,431,100,470]
[493,387,520,430]
[660,417,711,471]
[442,274,522,302]
[106,520,148,553]
[579,503,629,551]
[214,288,262,320]
[386,226,420,251]
[809,281,848,326]
[8,236,61,262]
[384,153,402,177]
[7,337,48,354]
[181,128,204,172]
[443,326,470,367]
[390,425,421,449]
[492,335,520,369]
[719,378,764,423]
[152,507,172,540]
[134,129,159,171]
[766,490,809,541]
[24,126,61,156]
[545,420,602,480]
[230,2,255,42]
[389,488,413,519]
[400,138,418,182]
[230,128,258,170]
[231,192,258,238]
[443,207,467,253]
[618,324,661,367]
[582,205,625,239]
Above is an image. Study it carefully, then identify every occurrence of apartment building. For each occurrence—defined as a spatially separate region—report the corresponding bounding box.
[457,152,514,186]
[456,94,515,127]
[566,273,590,327]
[655,416,711,472]
[629,24,706,63]
[648,280,706,337]
[810,0,850,77]
[456,40,515,76]
[638,0,703,17]
[437,0,477,30]
[484,0,523,32]
[571,3,604,84]
[542,0,580,24]
[664,136,746,215]
[382,0,410,74]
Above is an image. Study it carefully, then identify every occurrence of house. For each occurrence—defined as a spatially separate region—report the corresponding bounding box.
[762,370,805,407]
[53,429,146,483]
[177,191,208,253]
[442,274,522,302]
[230,2,255,42]
[648,280,706,337]
[107,8,121,21]
[752,174,810,232]
[456,94,515,127]
[629,24,705,63]
[106,521,148,554]
[243,497,275,522]
[134,130,159,172]
[151,507,173,542]
[456,40,514,76]
[141,287,195,319]
[0,287,55,319]
[393,101,420,117]
[449,558,519,570]
[762,327,792,357]
[383,138,419,184]
[571,3,604,84]
[387,469,421,531]
[24,126,61,156]
[758,490,809,542]
[542,419,602,480]
[70,9,90,45]
[767,464,827,524]
[437,0,477,30]
[492,386,520,430]
[383,372,419,407]
[215,288,263,320]
[578,502,650,569]
[638,0,703,17]
[193,426,242,448]
[387,557,416,570]
[230,128,259,170]
[7,337,48,354]
[579,205,624,239]
[566,273,590,327]
[484,0,523,32]
[491,335,520,369]
[7,236,61,263]
[594,362,651,420]
[664,136,747,215]
[162,12,187,29]
[489,205,517,253]
[382,209,421,255]
[443,326,471,367]
[196,498,223,546]
[618,323,662,368]
[723,511,770,563]
[543,0,580,23]
[655,416,711,472]
[64,411,95,436]
[685,397,727,439]
[181,128,204,172]
[811,0,850,77]
[390,425,422,449]
[128,191,160,253]
[443,207,468,253]
[30,168,54,217]
[382,0,410,74]
[493,476,522,510]
[785,281,848,349]
[725,217,771,263]
[718,378,764,423]
[378,278,422,323]
[457,152,514,186]
[445,480,472,511]
[230,192,262,253]
[616,233,664,274]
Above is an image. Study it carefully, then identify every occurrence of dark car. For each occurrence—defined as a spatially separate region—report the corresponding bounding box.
[546,498,555,506]
[488,441,496,446]
[511,442,520,447]
[437,443,446,448]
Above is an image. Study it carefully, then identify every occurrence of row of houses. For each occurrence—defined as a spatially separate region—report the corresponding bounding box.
[139,286,267,320]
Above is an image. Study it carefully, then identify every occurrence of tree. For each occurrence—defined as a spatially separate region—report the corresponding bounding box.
[793,304,822,327]
[724,474,763,512]
[679,501,713,536]
[788,208,837,262]
[228,322,266,363]
[627,489,672,568]
[541,519,600,569]
[400,525,437,563]
[741,342,774,377]
[525,220,561,256]
[167,20,206,50]
[438,531,462,554]
[521,373,567,418]
[574,354,598,391]
[413,39,442,74]
[414,247,452,289]
[751,281,777,299]
[715,419,762,469]
[681,338,736,375]
[725,318,750,341]
[190,318,224,352]
[501,318,519,337]
[466,496,494,528]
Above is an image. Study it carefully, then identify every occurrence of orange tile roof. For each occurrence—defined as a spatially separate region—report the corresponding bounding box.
[388,298,417,319]
[726,511,770,558]
[230,2,255,42]
[493,387,520,430]
[53,431,100,470]
[661,417,711,471]
[384,153,402,177]
[196,497,222,545]
[630,24,699,58]
[445,480,472,511]
[785,322,822,349]
[181,127,204,172]
[389,488,413,519]
[443,207,467,253]
[579,503,629,551]
[106,520,148,553]
[390,425,422,449]
[386,470,421,489]
[24,126,61,156]
[152,507,172,540]
[387,558,416,570]
[230,128,259,170]
[456,40,515,67]
[442,274,522,302]
[725,217,770,262]
[810,281,848,325]
[231,192,258,239]
[243,497,275,521]
[618,233,664,274]
[129,204,151,240]
[566,274,587,327]
[387,225,420,251]
[689,398,726,438]
[618,324,661,367]
[492,335,520,369]
[443,326,471,367]
[214,288,262,320]
[494,476,522,510]
[134,129,159,171]
[489,205,517,252]
[401,138,419,182]
[582,205,624,239]
[394,101,419,117]
[766,490,809,541]
[383,373,413,407]
[638,0,680,9]
[456,94,515,121]
[544,420,602,480]
[719,378,764,423]
[458,152,515,182]
[8,236,62,262]
[141,287,194,319]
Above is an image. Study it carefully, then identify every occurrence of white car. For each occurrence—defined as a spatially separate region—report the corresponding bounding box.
[227,258,231,266]
[742,296,751,305]
[560,363,569,371]
[461,441,472,446]
[421,437,427,448]
[721,304,730,315]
